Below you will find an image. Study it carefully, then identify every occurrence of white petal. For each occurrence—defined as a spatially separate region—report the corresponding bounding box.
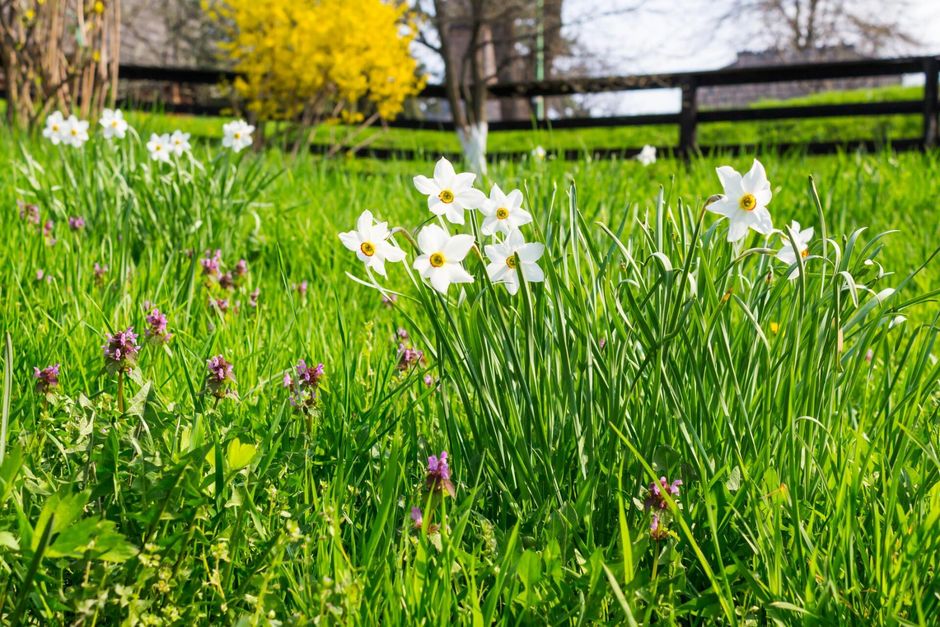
[755,188,772,207]
[727,219,749,242]
[455,188,487,210]
[521,262,545,283]
[356,210,374,234]
[413,175,438,195]
[429,269,452,293]
[338,231,361,252]
[511,208,534,228]
[706,198,736,218]
[452,172,476,192]
[414,255,431,275]
[369,256,387,277]
[443,234,475,261]
[750,207,773,235]
[716,166,743,197]
[429,197,447,216]
[480,216,498,236]
[506,189,524,210]
[503,276,520,295]
[445,263,474,285]
[445,204,466,224]
[742,159,769,193]
[433,158,456,187]
[417,224,447,254]
[380,242,406,262]
[517,242,545,263]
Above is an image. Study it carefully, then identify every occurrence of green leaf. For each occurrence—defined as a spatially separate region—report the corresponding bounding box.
[226,437,257,472]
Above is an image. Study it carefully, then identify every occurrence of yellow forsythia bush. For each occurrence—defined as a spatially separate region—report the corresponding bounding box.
[207,0,425,123]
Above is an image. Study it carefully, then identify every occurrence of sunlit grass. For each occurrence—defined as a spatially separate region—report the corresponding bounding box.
[0,127,938,623]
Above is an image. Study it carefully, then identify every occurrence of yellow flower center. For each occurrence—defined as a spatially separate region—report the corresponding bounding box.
[52,124,59,131]
[94,1,104,14]
[800,249,809,259]
[360,241,375,257]
[438,189,455,204]
[111,120,118,127]
[739,193,757,211]
[70,128,78,136]
[234,132,241,139]
[505,255,517,269]
[429,252,446,268]
[496,207,510,220]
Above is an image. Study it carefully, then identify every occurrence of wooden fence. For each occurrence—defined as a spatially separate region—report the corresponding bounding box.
[11,55,940,160]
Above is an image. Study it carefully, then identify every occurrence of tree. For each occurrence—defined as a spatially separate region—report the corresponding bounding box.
[729,0,918,55]
[0,0,121,127]
[207,0,425,153]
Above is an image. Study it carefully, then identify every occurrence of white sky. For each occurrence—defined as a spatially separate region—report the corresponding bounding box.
[558,0,940,113]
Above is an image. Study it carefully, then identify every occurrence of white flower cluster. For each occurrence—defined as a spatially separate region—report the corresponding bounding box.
[339,157,546,295]
[42,109,254,161]
[708,159,814,279]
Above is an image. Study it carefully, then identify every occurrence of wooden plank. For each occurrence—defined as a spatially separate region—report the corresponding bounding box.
[698,100,923,123]
[923,58,939,147]
[678,79,698,158]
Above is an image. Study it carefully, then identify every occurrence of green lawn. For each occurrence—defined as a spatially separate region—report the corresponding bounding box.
[0,128,938,624]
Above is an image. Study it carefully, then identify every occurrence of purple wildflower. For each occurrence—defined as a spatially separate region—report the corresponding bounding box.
[599,337,607,349]
[397,344,425,371]
[145,308,172,343]
[294,281,308,299]
[423,374,435,387]
[645,476,682,511]
[396,328,409,340]
[68,216,85,231]
[36,269,46,282]
[248,288,260,308]
[205,354,235,398]
[219,272,235,290]
[650,513,669,541]
[43,220,56,245]
[381,293,397,307]
[865,348,874,363]
[210,297,230,314]
[33,364,60,395]
[426,451,456,497]
[201,249,222,278]
[234,259,248,277]
[103,327,140,373]
[94,263,109,286]
[283,359,325,412]
[18,201,40,225]
[410,507,423,529]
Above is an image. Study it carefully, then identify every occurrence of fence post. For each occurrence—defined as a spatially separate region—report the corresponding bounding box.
[678,77,698,159]
[924,57,939,149]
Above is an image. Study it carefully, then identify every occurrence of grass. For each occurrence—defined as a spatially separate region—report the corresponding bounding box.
[0,126,939,624]
[116,83,930,156]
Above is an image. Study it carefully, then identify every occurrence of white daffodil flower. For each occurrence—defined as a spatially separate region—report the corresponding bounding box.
[413,224,475,294]
[43,112,66,145]
[223,119,254,153]
[480,184,532,237]
[169,130,191,157]
[707,159,774,242]
[338,210,406,277]
[531,145,546,161]
[147,133,172,163]
[636,144,657,166]
[775,220,814,279]
[63,115,90,148]
[412,157,486,225]
[99,108,129,140]
[484,229,545,295]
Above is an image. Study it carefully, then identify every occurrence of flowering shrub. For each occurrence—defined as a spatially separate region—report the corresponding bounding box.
[208,0,424,130]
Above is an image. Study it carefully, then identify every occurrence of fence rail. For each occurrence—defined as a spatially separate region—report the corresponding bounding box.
[8,55,939,159]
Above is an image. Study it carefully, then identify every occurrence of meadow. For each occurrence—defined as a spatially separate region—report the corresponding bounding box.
[0,119,938,625]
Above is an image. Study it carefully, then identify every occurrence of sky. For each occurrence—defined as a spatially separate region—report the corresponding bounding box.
[557,0,940,114]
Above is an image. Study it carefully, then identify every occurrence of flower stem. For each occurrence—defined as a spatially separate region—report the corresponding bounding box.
[117,372,125,414]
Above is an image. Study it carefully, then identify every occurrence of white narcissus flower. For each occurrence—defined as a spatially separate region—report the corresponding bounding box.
[531,145,546,161]
[169,130,191,157]
[480,184,532,236]
[222,119,254,152]
[484,229,545,295]
[636,145,657,166]
[775,220,814,279]
[338,210,406,277]
[412,157,486,225]
[43,112,66,145]
[147,133,172,163]
[413,224,475,294]
[63,115,90,148]
[99,108,129,139]
[707,159,774,242]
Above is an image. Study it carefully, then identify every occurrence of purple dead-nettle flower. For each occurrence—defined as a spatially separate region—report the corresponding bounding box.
[423,374,435,387]
[248,288,260,308]
[94,263,109,286]
[234,259,248,277]
[650,513,670,541]
[201,249,223,278]
[210,297,230,314]
[43,220,56,245]
[219,272,235,290]
[283,359,325,411]
[397,344,425,371]
[68,216,85,231]
[103,327,140,373]
[34,364,60,395]
[865,348,874,363]
[36,269,46,282]
[18,201,40,225]
[381,293,397,308]
[410,507,423,529]
[145,308,172,343]
[645,476,682,511]
[599,337,607,350]
[205,354,235,398]
[426,451,456,497]
[396,327,409,340]
[294,281,308,299]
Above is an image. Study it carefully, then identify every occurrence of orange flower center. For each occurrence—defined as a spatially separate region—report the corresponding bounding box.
[739,193,757,211]
[438,189,455,204]
[360,242,375,257]
[505,255,517,269]
[496,207,510,220]
[429,252,446,267]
